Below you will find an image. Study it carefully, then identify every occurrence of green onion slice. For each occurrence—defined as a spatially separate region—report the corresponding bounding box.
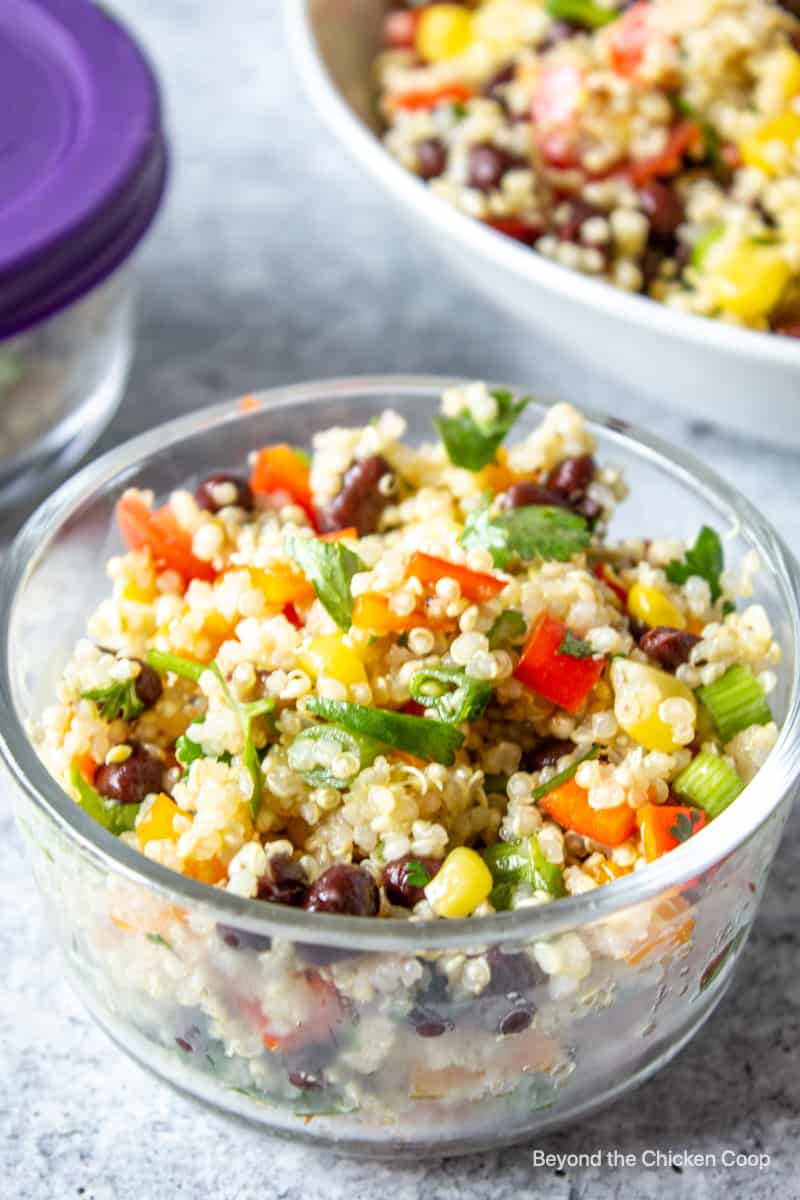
[288,725,383,789]
[673,751,745,819]
[67,764,139,836]
[531,744,600,802]
[696,664,772,744]
[408,665,491,724]
[483,834,566,903]
[304,697,464,766]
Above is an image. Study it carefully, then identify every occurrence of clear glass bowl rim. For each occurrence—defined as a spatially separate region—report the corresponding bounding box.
[2,374,799,953]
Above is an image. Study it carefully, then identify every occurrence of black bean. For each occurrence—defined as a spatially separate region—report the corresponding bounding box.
[416,137,447,180]
[483,62,515,104]
[639,181,684,238]
[316,454,393,536]
[497,1006,533,1036]
[501,480,571,512]
[776,0,800,16]
[133,660,163,709]
[409,1006,453,1038]
[553,200,602,244]
[639,626,701,669]
[303,864,380,917]
[288,1071,324,1091]
[383,855,443,908]
[256,854,309,908]
[95,742,163,805]
[485,946,540,996]
[468,143,515,193]
[524,737,576,773]
[216,923,272,953]
[546,454,595,503]
[195,471,253,513]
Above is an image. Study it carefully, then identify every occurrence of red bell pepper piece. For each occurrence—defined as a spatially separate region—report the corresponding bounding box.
[608,2,651,77]
[514,612,605,713]
[593,561,628,607]
[625,120,701,185]
[250,444,317,528]
[406,551,507,604]
[485,217,543,243]
[116,494,217,583]
[637,803,708,862]
[532,62,584,167]
[389,83,474,112]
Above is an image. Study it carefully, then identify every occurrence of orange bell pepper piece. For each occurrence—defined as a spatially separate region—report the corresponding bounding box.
[116,494,217,583]
[515,612,605,713]
[73,754,98,786]
[406,551,507,604]
[351,592,456,635]
[540,778,636,846]
[637,803,707,862]
[626,120,701,185]
[250,444,316,527]
[248,563,315,607]
[607,1,651,76]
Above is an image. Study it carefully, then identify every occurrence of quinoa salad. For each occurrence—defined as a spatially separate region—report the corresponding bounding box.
[377,0,800,334]
[31,384,781,1121]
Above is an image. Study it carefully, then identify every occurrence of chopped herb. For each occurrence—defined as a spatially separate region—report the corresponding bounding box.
[435,389,529,471]
[292,447,311,467]
[449,101,468,120]
[483,773,509,795]
[67,764,139,836]
[81,678,145,723]
[665,525,724,602]
[558,631,596,659]
[488,610,527,650]
[305,697,464,766]
[668,809,704,844]
[408,665,492,724]
[531,744,600,802]
[146,932,174,952]
[287,725,382,789]
[285,535,366,630]
[690,222,725,270]
[546,0,618,29]
[175,725,232,776]
[145,649,274,818]
[675,97,721,167]
[405,860,432,888]
[462,496,590,569]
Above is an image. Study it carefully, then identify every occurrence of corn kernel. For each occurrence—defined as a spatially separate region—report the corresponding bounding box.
[297,633,367,686]
[707,239,791,321]
[137,792,179,848]
[627,582,685,630]
[425,847,493,918]
[611,659,697,753]
[416,5,473,62]
[740,110,800,177]
[121,578,157,603]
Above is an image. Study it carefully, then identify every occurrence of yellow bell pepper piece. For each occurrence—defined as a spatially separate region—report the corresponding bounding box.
[760,46,800,114]
[425,847,493,918]
[740,109,800,177]
[707,239,791,321]
[627,582,685,630]
[611,659,697,753]
[416,5,473,62]
[137,792,180,847]
[298,633,367,686]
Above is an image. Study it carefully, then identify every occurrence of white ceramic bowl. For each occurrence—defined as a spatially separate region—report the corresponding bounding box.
[286,0,800,445]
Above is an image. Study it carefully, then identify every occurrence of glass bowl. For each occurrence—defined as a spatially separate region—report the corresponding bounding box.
[1,377,798,1157]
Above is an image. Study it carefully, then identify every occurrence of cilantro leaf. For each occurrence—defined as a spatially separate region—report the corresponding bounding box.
[405,860,432,888]
[176,725,232,776]
[146,932,174,952]
[669,809,703,844]
[81,678,145,723]
[435,389,529,471]
[285,536,365,630]
[488,610,527,650]
[665,526,724,602]
[462,496,590,568]
[558,631,596,659]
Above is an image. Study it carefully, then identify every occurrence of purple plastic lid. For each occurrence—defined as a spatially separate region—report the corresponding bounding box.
[0,0,168,339]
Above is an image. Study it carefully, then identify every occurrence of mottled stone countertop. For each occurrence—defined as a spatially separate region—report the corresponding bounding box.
[2,2,798,1197]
